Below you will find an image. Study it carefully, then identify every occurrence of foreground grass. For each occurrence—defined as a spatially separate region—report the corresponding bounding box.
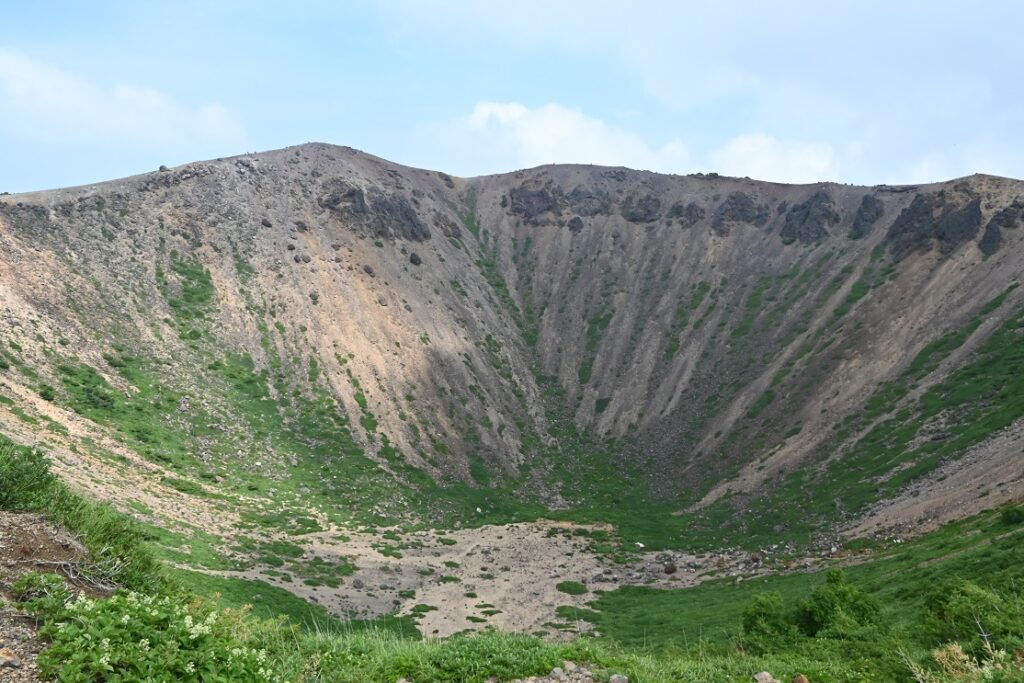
[3,437,1023,681]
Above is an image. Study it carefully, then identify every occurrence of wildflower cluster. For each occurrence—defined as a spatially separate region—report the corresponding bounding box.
[18,576,285,682]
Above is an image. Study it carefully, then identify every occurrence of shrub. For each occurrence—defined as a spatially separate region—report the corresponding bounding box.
[11,572,72,620]
[30,591,286,681]
[555,581,588,596]
[794,568,882,638]
[742,591,800,650]
[0,438,168,593]
[999,506,1024,526]
[923,580,1024,655]
[0,441,57,510]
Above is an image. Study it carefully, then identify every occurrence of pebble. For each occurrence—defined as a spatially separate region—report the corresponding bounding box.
[0,646,22,668]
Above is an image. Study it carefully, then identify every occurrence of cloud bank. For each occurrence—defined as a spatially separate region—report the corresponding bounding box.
[0,49,245,151]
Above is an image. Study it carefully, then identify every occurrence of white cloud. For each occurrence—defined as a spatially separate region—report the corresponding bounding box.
[425,102,855,184]
[376,2,1024,183]
[0,49,245,150]
[434,101,689,175]
[709,133,839,184]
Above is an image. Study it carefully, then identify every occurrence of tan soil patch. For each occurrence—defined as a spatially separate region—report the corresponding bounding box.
[199,520,790,639]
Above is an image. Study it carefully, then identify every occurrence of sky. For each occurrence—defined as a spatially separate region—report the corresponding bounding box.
[1,1,1022,192]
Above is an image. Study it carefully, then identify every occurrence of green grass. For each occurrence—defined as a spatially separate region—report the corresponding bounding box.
[555,580,588,596]
[0,438,169,592]
[174,569,417,637]
[569,505,1024,655]
[674,295,1024,549]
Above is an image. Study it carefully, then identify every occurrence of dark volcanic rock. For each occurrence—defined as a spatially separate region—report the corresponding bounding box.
[370,194,430,241]
[988,198,1023,231]
[319,179,429,241]
[848,195,884,240]
[509,185,559,224]
[886,195,935,260]
[886,191,983,261]
[433,212,462,239]
[781,191,839,244]
[936,197,982,254]
[979,221,1002,256]
[567,186,612,216]
[620,193,662,223]
[319,180,369,215]
[979,198,1024,257]
[711,192,769,235]
[667,201,705,228]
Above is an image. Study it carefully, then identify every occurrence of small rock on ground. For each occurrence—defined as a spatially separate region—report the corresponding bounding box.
[506,661,621,682]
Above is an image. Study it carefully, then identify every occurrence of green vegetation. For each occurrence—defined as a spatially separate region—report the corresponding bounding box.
[0,437,167,592]
[563,507,1024,680]
[678,295,1024,548]
[555,580,588,596]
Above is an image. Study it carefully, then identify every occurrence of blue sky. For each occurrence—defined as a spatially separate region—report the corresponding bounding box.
[1,1,1021,192]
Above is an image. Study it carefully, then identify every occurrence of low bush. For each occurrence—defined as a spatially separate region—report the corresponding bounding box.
[742,591,800,651]
[556,580,588,596]
[794,568,883,638]
[1000,506,1024,526]
[923,580,1024,656]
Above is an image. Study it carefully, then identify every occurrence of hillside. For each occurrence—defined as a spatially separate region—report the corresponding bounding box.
[1,144,1023,643]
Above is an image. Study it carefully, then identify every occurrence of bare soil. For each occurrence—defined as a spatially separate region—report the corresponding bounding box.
[0,511,113,683]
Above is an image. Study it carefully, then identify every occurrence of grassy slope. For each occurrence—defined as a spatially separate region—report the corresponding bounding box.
[563,505,1024,650]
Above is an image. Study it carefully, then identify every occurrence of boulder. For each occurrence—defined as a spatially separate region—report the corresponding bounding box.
[781,191,839,244]
[712,192,770,235]
[848,194,883,239]
[667,201,706,227]
[621,193,662,223]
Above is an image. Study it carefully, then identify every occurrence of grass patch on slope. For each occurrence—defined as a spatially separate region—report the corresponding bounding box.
[569,504,1024,655]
